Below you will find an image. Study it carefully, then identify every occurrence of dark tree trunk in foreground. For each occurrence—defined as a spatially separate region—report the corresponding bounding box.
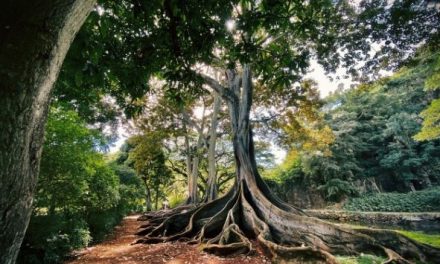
[137,65,440,263]
[0,1,94,263]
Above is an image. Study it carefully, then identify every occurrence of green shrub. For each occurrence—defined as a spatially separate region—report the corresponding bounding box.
[86,207,124,242]
[18,215,91,264]
[344,187,440,212]
[17,107,145,263]
[168,192,186,208]
[318,179,358,201]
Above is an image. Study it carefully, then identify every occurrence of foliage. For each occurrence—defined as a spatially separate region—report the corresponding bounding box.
[18,216,91,264]
[414,54,440,141]
[110,162,145,213]
[128,132,173,210]
[343,187,440,212]
[18,107,144,263]
[415,99,440,141]
[168,192,186,208]
[317,179,358,201]
[273,80,335,154]
[267,51,440,204]
[322,52,440,193]
[52,0,440,126]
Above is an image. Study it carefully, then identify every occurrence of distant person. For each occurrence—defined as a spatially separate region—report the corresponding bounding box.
[162,199,170,210]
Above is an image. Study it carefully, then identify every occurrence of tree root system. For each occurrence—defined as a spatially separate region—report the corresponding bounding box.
[135,181,440,263]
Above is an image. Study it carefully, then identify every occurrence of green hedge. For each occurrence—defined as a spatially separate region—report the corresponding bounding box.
[343,188,440,212]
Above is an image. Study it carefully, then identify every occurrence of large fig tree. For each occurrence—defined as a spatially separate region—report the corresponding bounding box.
[134,0,440,263]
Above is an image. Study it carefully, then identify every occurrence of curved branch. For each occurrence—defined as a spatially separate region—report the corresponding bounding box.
[199,73,236,103]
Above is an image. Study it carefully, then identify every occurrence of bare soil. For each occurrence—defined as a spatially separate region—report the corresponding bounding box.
[66,215,271,264]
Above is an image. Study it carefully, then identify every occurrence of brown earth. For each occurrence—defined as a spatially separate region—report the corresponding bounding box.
[66,215,271,264]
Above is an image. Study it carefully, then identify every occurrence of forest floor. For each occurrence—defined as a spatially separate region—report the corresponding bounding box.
[66,215,271,264]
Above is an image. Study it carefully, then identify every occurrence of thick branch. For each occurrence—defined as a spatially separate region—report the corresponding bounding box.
[199,73,236,103]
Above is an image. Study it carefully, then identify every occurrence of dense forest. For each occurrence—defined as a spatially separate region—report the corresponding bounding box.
[265,50,440,208]
[1,1,440,264]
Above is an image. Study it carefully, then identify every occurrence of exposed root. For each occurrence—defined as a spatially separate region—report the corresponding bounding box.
[137,204,194,221]
[136,181,440,263]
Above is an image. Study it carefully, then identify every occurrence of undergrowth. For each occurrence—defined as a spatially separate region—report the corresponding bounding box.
[343,187,440,212]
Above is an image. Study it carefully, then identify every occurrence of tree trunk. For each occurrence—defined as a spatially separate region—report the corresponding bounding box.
[187,133,204,204]
[205,93,221,202]
[145,185,152,212]
[183,105,206,205]
[369,177,382,193]
[421,168,432,188]
[0,1,94,263]
[155,185,160,210]
[182,122,194,204]
[137,65,440,263]
[409,182,416,192]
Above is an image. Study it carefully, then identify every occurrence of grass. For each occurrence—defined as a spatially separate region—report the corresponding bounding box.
[335,230,440,264]
[334,223,440,263]
[337,223,440,248]
[336,254,385,264]
[397,230,440,248]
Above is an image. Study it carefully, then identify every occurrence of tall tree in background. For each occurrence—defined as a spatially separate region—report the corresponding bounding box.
[135,88,226,204]
[205,93,223,201]
[128,133,172,211]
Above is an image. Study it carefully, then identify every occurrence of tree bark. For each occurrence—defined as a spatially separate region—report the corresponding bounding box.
[137,65,440,263]
[0,1,95,263]
[187,131,204,204]
[155,184,160,210]
[145,184,152,212]
[183,105,206,205]
[421,168,432,188]
[409,182,416,192]
[205,93,221,202]
[369,177,382,193]
[182,122,194,203]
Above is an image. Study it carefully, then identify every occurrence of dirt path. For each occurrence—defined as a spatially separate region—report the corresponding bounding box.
[66,215,270,264]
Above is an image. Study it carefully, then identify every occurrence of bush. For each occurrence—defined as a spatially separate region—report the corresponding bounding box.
[18,215,91,264]
[168,192,186,208]
[18,207,129,263]
[343,187,440,212]
[17,107,146,263]
[86,207,124,242]
[318,179,358,202]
